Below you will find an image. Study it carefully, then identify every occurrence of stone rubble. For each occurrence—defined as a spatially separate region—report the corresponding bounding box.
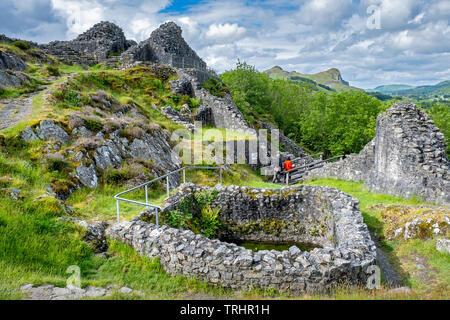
[19,283,142,300]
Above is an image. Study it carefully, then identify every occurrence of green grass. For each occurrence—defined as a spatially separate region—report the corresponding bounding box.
[300,178,449,298]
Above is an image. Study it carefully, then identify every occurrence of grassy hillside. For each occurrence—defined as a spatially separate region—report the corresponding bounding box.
[223,62,387,158]
[264,66,362,92]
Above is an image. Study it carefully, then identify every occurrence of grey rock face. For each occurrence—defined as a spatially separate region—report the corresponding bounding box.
[0,70,30,88]
[365,102,449,205]
[36,120,70,144]
[436,239,450,254]
[21,126,39,142]
[93,140,123,170]
[75,164,98,188]
[169,77,194,97]
[123,22,207,70]
[0,51,27,71]
[108,184,376,294]
[42,21,134,66]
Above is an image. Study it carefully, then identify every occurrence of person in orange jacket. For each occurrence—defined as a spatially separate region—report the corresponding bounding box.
[283,158,294,184]
[284,159,293,171]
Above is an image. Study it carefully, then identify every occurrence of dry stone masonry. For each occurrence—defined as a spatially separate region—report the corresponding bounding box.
[365,102,449,205]
[42,21,136,66]
[107,184,377,294]
[307,102,449,206]
[122,22,207,70]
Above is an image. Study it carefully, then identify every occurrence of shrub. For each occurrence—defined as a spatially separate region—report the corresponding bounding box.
[201,77,229,97]
[196,206,221,238]
[52,87,81,107]
[83,118,103,132]
[43,154,69,172]
[119,126,145,139]
[46,65,61,77]
[165,210,192,229]
[188,98,200,109]
[12,41,30,51]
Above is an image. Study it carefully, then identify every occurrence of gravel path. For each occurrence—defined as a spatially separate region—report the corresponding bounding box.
[0,82,54,131]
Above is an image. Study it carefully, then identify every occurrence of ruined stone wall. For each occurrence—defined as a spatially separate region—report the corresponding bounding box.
[365,102,449,205]
[123,22,207,71]
[42,22,135,66]
[107,184,376,294]
[305,139,375,182]
[304,102,449,206]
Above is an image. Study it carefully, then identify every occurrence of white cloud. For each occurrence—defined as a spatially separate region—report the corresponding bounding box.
[0,0,448,88]
[205,23,246,43]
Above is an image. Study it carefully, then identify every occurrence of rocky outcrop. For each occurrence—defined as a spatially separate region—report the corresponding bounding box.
[108,184,377,294]
[0,51,30,88]
[0,70,30,88]
[122,22,206,70]
[0,51,27,71]
[42,21,135,66]
[35,120,71,144]
[365,102,449,205]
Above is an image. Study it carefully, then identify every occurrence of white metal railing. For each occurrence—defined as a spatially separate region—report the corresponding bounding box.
[114,166,223,226]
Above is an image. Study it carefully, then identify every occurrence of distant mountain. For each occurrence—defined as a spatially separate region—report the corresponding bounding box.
[264,66,362,92]
[366,85,414,94]
[367,81,450,97]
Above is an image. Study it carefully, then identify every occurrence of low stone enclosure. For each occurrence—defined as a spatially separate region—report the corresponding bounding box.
[106,184,377,294]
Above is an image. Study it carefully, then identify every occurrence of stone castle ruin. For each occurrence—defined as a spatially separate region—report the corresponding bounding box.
[107,184,377,294]
[307,102,450,206]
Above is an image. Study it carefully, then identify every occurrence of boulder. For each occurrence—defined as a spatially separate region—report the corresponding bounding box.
[436,239,450,254]
[0,70,30,88]
[21,126,39,142]
[75,164,98,188]
[36,120,70,144]
[0,51,27,71]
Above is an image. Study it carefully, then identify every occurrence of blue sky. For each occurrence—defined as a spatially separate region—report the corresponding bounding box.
[0,0,449,89]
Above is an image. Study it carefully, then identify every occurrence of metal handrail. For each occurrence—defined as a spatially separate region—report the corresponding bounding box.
[114,166,223,225]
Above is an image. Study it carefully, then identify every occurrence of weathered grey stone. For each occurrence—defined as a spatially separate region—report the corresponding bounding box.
[42,21,134,66]
[0,69,30,88]
[0,51,27,71]
[107,184,376,295]
[36,120,70,144]
[75,164,98,188]
[306,139,375,182]
[365,102,449,205]
[436,239,450,254]
[20,126,39,142]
